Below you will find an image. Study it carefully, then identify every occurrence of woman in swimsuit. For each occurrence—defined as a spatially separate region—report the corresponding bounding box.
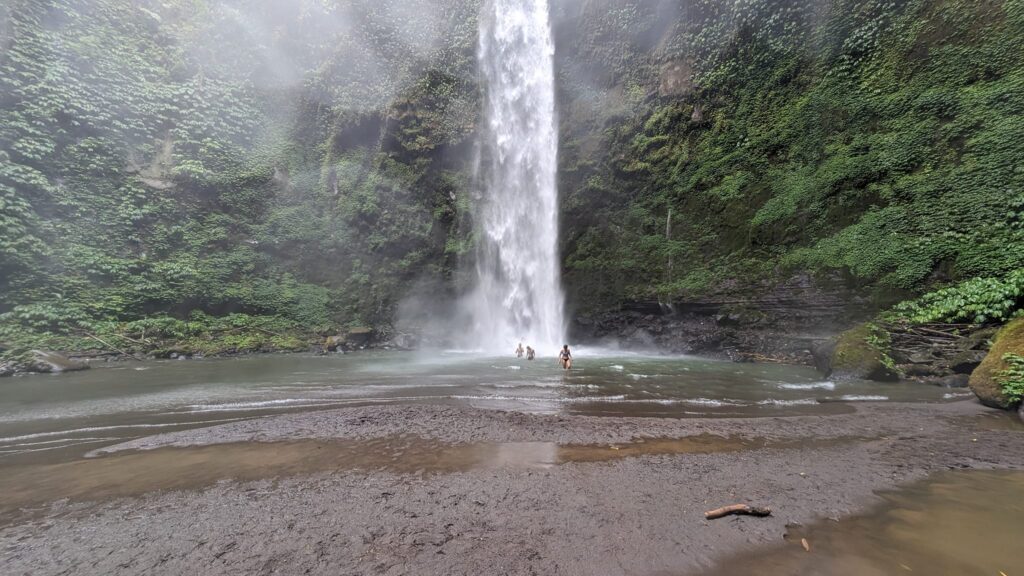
[558,344,572,370]
[515,343,524,358]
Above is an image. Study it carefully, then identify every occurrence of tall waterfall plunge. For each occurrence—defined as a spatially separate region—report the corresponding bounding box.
[464,0,565,354]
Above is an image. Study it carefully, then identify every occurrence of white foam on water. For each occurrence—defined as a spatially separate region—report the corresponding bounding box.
[451,394,627,403]
[777,381,835,391]
[0,418,248,444]
[679,398,744,407]
[838,395,889,401]
[0,438,121,455]
[3,436,120,448]
[756,398,819,406]
[607,365,624,371]
[185,398,333,410]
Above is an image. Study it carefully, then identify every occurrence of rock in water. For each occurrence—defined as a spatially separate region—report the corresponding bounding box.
[829,324,899,382]
[323,335,346,352]
[969,318,1024,410]
[0,362,14,377]
[811,339,837,376]
[28,350,89,373]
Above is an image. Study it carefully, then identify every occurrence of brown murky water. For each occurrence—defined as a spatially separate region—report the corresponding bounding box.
[971,410,1024,432]
[0,434,762,519]
[705,470,1024,576]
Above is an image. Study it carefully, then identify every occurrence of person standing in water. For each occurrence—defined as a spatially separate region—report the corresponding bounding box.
[558,344,572,370]
[526,346,535,360]
[515,343,525,358]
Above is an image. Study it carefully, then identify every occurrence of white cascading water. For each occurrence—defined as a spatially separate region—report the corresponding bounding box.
[464,0,565,355]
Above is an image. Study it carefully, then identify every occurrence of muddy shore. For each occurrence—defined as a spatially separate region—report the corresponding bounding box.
[2,400,1022,575]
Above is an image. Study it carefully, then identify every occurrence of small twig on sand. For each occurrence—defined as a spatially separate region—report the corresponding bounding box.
[704,504,772,519]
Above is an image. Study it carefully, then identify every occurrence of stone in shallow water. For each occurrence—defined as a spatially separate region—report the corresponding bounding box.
[28,350,88,373]
[829,324,898,382]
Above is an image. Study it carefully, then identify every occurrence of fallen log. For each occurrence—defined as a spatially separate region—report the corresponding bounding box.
[704,504,772,519]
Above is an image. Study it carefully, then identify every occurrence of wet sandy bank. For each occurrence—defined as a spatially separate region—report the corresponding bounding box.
[1,400,1022,575]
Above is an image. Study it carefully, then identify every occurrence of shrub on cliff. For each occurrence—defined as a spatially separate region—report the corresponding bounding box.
[890,269,1024,325]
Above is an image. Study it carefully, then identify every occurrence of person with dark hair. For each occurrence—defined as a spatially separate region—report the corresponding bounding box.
[526,346,535,360]
[558,344,572,370]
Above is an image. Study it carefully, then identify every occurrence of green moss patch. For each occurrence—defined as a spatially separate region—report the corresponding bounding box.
[970,317,1024,409]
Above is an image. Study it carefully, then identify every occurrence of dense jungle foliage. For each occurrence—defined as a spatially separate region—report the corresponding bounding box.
[1,0,1022,357]
[555,0,1024,312]
[0,0,479,354]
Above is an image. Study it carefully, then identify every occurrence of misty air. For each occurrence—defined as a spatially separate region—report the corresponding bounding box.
[1,1,1023,574]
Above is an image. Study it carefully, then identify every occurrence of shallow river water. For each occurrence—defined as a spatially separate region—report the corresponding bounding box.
[706,469,1024,576]
[0,350,963,463]
[0,351,1019,574]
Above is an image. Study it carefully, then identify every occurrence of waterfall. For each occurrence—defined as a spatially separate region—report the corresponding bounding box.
[464,0,565,355]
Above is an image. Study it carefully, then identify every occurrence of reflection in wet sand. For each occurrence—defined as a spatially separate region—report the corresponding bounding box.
[0,434,763,519]
[705,470,1024,576]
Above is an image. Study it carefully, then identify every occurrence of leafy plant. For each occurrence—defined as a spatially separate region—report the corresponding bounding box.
[995,353,1024,405]
[889,270,1024,325]
[864,322,898,373]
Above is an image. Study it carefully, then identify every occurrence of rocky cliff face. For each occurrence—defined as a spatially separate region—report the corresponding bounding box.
[2,0,1022,360]
[573,274,874,364]
[551,0,1024,325]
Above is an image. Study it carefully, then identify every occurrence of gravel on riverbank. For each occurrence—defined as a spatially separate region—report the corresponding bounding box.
[3,400,1022,575]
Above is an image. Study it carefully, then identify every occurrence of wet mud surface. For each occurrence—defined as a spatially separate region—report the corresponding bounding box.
[0,434,769,514]
[706,469,1024,575]
[1,400,1022,575]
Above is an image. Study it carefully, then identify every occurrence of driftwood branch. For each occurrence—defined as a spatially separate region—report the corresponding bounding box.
[85,333,145,361]
[704,504,772,519]
[112,332,151,346]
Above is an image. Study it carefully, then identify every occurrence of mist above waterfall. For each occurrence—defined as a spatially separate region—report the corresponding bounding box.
[459,0,566,355]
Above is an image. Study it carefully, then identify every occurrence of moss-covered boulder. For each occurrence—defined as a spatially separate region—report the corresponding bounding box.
[968,317,1024,410]
[830,323,899,382]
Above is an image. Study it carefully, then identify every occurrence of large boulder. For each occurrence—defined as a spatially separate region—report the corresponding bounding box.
[811,339,837,376]
[346,327,374,347]
[829,323,899,382]
[969,318,1024,410]
[0,362,14,377]
[28,350,89,373]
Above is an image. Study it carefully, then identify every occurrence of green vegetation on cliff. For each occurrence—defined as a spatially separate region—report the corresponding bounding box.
[0,0,478,355]
[2,0,1023,360]
[556,0,1024,310]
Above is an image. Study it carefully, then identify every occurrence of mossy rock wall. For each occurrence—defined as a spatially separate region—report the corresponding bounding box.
[830,323,899,382]
[968,317,1024,410]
